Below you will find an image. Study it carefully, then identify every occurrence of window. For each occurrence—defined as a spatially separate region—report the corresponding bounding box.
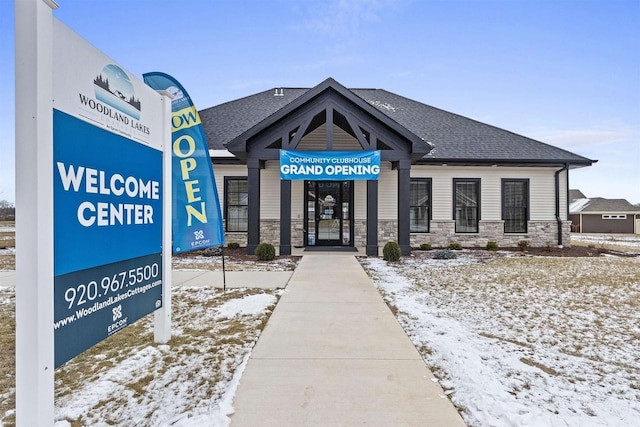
[410,178,431,232]
[454,179,480,233]
[224,177,248,232]
[502,179,529,233]
[602,214,626,220]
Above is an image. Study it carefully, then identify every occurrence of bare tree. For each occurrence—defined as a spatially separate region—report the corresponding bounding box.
[0,200,15,221]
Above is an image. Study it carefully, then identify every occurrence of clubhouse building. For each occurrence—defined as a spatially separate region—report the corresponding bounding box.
[199,78,594,255]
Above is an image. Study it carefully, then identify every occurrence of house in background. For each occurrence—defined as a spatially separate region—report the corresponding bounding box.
[199,78,595,255]
[569,189,640,234]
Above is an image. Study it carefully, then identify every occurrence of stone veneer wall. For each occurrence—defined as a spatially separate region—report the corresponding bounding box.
[223,219,248,246]
[223,220,282,248]
[225,233,248,246]
[291,219,304,247]
[353,220,367,247]
[377,221,398,245]
[227,220,367,248]
[259,220,281,246]
[230,219,572,250]
[410,220,572,248]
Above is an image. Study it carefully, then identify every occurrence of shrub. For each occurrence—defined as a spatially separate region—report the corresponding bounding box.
[420,243,432,251]
[255,242,276,261]
[383,241,401,261]
[227,242,240,250]
[448,242,463,250]
[203,246,223,257]
[433,249,457,260]
[486,241,499,251]
[518,240,530,250]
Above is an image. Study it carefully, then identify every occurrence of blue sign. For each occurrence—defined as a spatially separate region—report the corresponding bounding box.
[143,72,225,254]
[53,110,163,275]
[53,109,163,367]
[54,253,162,367]
[280,150,381,181]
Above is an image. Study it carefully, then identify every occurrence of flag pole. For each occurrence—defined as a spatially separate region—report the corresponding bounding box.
[221,245,226,294]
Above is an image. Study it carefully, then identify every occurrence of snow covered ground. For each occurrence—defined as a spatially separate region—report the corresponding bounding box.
[361,251,640,427]
[572,233,640,252]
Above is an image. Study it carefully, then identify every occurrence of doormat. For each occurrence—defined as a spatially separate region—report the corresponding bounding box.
[304,246,358,252]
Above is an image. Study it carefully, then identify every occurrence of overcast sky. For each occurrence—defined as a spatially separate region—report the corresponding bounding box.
[2,0,639,204]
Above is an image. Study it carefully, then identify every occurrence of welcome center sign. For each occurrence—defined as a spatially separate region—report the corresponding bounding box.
[52,20,166,367]
[280,150,381,180]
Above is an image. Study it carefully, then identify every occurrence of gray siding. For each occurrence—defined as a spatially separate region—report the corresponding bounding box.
[580,214,635,233]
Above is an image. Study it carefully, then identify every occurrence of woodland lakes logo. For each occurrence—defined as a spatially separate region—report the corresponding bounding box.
[93,64,141,119]
[78,64,150,137]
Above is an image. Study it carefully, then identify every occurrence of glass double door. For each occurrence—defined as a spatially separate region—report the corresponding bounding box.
[306,181,352,246]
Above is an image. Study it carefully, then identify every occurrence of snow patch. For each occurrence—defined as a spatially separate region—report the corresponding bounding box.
[368,100,397,112]
[216,294,277,319]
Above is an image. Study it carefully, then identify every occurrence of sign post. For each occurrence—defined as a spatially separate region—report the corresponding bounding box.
[154,90,174,344]
[15,1,58,424]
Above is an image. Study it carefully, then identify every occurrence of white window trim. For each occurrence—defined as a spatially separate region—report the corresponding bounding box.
[602,214,627,220]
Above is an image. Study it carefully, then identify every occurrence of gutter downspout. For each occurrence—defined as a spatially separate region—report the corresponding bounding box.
[555,163,569,246]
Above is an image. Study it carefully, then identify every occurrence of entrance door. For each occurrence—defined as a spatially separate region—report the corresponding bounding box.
[305,181,352,246]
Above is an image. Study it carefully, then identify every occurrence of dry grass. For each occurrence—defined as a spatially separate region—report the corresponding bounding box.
[0,288,15,426]
[572,240,640,253]
[0,255,14,271]
[172,254,299,271]
[415,256,640,360]
[571,233,640,254]
[0,238,14,248]
[0,221,15,270]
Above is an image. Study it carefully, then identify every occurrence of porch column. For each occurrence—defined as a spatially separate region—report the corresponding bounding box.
[279,179,291,255]
[397,160,411,255]
[366,179,378,256]
[247,158,262,254]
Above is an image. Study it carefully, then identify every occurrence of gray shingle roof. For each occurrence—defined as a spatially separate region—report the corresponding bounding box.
[199,88,310,151]
[570,197,639,213]
[199,80,594,166]
[569,189,587,202]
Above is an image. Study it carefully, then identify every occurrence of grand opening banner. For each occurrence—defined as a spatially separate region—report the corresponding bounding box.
[280,150,381,181]
[143,72,225,254]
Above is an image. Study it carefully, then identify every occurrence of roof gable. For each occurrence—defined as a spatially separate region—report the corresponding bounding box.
[223,78,432,160]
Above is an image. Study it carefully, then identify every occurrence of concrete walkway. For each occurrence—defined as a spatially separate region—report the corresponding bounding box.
[230,254,466,426]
